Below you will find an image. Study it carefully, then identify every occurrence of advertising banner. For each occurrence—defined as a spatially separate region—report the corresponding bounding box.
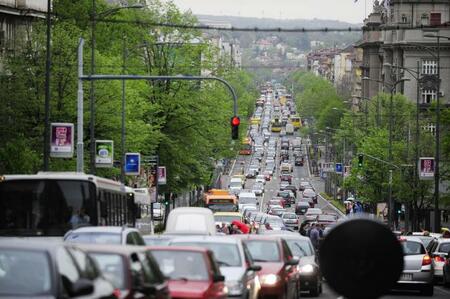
[419,157,435,180]
[344,166,351,177]
[95,140,114,168]
[158,166,167,185]
[50,123,74,158]
[125,153,140,175]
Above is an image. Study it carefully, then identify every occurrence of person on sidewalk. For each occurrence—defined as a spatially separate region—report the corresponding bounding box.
[309,223,320,250]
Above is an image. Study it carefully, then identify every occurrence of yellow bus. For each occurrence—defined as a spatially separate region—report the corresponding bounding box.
[291,115,301,130]
[203,189,238,212]
[271,118,282,132]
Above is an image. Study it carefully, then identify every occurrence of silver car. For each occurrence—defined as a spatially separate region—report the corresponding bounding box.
[169,236,262,299]
[281,212,299,230]
[426,238,450,280]
[395,236,434,296]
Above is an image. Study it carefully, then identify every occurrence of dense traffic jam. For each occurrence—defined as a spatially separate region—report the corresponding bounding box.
[1,83,450,299]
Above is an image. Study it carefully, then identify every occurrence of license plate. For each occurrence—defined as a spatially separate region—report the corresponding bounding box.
[399,273,412,281]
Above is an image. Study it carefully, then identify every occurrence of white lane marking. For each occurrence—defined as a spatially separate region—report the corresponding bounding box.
[435,286,450,295]
[229,158,237,176]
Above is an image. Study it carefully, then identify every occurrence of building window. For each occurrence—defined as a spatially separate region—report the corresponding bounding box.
[430,13,441,26]
[421,14,429,26]
[422,123,436,135]
[421,89,437,104]
[401,14,408,23]
[422,60,438,75]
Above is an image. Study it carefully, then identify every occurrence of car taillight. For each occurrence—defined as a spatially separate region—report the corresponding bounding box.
[434,256,446,263]
[422,255,432,266]
[113,288,121,298]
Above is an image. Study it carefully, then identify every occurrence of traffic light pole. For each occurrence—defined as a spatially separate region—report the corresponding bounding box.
[76,38,238,172]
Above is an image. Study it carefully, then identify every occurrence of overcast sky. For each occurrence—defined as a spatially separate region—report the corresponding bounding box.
[164,0,369,24]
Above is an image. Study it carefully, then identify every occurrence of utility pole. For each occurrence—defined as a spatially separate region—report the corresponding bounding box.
[90,0,96,174]
[121,37,127,183]
[43,0,52,171]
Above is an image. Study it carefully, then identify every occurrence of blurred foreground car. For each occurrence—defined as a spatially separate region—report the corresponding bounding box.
[80,244,170,299]
[169,236,262,299]
[0,240,116,299]
[281,234,322,296]
[395,237,434,296]
[149,246,228,299]
[64,226,145,246]
[233,235,300,299]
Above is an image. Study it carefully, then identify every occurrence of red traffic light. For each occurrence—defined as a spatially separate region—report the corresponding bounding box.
[231,116,240,126]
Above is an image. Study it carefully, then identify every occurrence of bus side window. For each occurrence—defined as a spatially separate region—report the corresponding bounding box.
[135,204,142,219]
[99,191,108,218]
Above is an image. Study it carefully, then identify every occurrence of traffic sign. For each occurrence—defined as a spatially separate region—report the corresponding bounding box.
[419,157,434,180]
[335,163,343,174]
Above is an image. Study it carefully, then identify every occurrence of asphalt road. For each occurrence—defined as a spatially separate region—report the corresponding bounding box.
[225,129,450,298]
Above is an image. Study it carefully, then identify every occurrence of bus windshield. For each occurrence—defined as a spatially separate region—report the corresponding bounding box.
[0,180,96,236]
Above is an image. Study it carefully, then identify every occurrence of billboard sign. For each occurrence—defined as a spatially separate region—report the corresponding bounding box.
[344,166,351,177]
[158,166,167,185]
[50,123,74,158]
[124,153,140,175]
[335,163,343,174]
[323,162,334,172]
[419,157,435,180]
[95,140,113,167]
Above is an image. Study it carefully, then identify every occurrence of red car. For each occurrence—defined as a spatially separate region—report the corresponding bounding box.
[280,173,293,184]
[233,235,300,299]
[148,246,227,299]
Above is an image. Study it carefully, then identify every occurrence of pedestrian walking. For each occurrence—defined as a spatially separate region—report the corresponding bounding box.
[309,223,320,250]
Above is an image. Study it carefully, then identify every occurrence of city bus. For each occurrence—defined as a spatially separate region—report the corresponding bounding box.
[203,189,238,212]
[239,137,252,155]
[271,118,282,132]
[0,172,136,237]
[291,115,301,130]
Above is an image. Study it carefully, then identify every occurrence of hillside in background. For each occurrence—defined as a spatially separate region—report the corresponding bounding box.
[196,14,362,50]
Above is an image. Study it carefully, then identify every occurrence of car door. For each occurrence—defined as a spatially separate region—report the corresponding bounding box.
[281,240,299,299]
[242,243,259,299]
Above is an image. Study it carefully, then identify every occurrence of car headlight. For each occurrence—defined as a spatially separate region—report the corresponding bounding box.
[226,281,244,295]
[260,274,281,285]
[298,264,315,274]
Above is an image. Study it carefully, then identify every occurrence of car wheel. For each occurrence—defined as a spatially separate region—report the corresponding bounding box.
[421,285,434,296]
[444,271,450,287]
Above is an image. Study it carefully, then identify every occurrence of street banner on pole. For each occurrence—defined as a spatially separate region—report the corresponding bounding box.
[95,140,113,168]
[158,166,167,185]
[323,162,334,172]
[335,163,343,174]
[50,123,74,158]
[419,157,435,180]
[125,153,140,175]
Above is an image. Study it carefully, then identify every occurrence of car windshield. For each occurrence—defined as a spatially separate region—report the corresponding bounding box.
[239,196,256,204]
[0,249,52,295]
[267,217,284,226]
[438,243,450,253]
[171,242,242,267]
[283,213,297,219]
[286,239,314,257]
[90,253,126,289]
[245,240,281,262]
[151,250,209,281]
[230,182,242,188]
[65,232,122,244]
[401,241,426,255]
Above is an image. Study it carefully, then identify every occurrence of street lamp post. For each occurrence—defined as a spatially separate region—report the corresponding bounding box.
[362,76,410,228]
[90,1,144,174]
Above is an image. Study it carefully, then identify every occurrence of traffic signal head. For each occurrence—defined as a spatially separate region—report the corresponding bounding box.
[163,199,170,206]
[231,116,240,140]
[358,154,364,168]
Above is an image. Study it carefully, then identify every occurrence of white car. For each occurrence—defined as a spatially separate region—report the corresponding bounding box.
[255,175,266,185]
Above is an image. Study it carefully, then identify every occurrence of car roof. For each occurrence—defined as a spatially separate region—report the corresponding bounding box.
[232,234,283,241]
[0,239,73,254]
[68,226,138,233]
[147,245,211,253]
[76,243,147,255]
[169,235,241,245]
[400,236,424,244]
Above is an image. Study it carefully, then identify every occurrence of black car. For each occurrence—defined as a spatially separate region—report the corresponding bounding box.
[295,156,304,166]
[281,184,298,195]
[277,190,296,205]
[295,201,310,215]
[0,240,116,299]
[444,253,450,286]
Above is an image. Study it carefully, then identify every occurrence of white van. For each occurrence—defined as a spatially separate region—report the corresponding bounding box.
[165,207,216,235]
[286,123,294,135]
[238,191,258,210]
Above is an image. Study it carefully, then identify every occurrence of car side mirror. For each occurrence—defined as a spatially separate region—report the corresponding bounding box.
[213,274,225,282]
[285,257,299,266]
[70,278,94,297]
[247,264,262,272]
